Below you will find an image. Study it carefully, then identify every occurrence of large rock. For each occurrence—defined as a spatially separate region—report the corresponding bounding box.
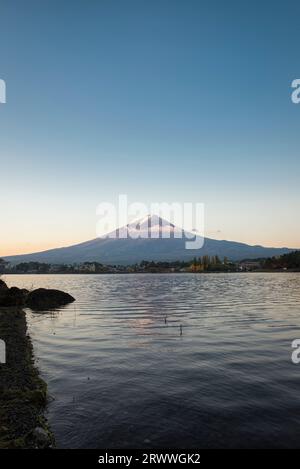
[0,279,8,290]
[0,280,75,310]
[0,286,28,307]
[26,288,75,310]
[0,279,9,304]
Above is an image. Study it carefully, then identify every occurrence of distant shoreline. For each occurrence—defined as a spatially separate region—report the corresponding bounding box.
[3,269,300,275]
[2,251,299,275]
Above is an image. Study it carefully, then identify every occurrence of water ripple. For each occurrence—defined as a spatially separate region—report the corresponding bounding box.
[5,272,300,448]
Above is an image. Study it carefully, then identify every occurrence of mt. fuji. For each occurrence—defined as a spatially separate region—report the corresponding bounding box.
[4,215,295,265]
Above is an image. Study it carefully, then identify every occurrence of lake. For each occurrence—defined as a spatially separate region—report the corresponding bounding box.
[5,273,300,448]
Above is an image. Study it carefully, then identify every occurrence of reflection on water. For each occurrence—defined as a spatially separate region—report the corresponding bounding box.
[5,273,300,448]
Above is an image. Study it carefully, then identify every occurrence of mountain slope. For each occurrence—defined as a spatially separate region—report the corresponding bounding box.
[4,216,295,265]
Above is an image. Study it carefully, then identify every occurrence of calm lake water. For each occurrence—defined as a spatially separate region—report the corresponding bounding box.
[5,273,300,448]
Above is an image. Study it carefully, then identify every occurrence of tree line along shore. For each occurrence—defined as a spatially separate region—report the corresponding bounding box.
[1,251,300,274]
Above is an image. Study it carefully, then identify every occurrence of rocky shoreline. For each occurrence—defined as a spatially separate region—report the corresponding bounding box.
[0,280,75,448]
[0,279,75,309]
[0,307,54,448]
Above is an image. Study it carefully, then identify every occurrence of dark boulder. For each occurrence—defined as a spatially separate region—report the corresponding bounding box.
[26,288,75,310]
[0,279,8,290]
[0,287,28,307]
[0,280,75,310]
[0,280,9,304]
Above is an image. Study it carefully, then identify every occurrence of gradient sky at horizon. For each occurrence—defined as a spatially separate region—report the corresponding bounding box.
[1,0,300,256]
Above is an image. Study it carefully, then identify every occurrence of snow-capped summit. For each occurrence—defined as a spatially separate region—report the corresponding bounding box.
[106,214,189,239]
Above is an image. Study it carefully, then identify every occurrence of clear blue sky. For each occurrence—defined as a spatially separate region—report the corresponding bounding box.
[1,0,300,255]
